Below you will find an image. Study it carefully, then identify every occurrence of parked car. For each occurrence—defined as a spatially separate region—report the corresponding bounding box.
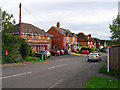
[63,49,70,55]
[87,53,102,62]
[34,50,51,58]
[50,50,60,56]
[59,50,65,55]
[79,50,89,54]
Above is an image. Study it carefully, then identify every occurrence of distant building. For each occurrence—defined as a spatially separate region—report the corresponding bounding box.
[99,40,107,49]
[10,23,52,52]
[77,32,97,48]
[47,22,77,51]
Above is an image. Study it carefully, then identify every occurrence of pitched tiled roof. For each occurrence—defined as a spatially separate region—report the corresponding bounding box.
[94,38,100,42]
[77,33,90,42]
[10,23,51,36]
[53,26,76,37]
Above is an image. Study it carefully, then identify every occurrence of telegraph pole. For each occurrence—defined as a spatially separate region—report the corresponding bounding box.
[19,3,21,36]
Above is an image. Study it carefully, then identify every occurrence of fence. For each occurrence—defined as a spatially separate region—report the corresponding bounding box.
[109,46,120,72]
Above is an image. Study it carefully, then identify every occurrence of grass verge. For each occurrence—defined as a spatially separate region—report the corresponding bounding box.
[85,76,119,88]
[25,56,54,62]
[98,65,120,77]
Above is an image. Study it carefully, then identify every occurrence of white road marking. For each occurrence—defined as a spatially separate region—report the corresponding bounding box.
[0,71,32,79]
[48,64,68,70]
[48,67,55,69]
[50,79,63,88]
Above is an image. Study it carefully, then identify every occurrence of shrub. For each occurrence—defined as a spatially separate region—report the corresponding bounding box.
[2,34,30,64]
[29,49,33,56]
[81,46,95,53]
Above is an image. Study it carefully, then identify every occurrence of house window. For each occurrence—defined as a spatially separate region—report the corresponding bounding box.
[88,42,89,44]
[67,37,69,42]
[23,34,27,39]
[73,37,75,42]
[36,35,38,39]
[63,37,65,42]
[48,44,50,49]
[47,36,50,40]
[32,45,34,49]
[32,35,34,39]
[54,45,56,49]
[91,42,92,44]
[43,36,44,39]
[39,35,41,39]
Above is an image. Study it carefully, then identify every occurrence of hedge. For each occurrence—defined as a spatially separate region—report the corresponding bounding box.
[2,34,30,64]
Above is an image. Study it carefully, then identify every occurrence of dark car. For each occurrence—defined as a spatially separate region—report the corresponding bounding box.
[59,50,65,55]
[63,49,70,55]
[79,50,89,54]
[34,50,51,58]
[50,50,60,56]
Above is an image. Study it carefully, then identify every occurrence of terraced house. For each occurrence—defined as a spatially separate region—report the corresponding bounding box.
[77,32,97,48]
[10,23,52,52]
[47,22,77,51]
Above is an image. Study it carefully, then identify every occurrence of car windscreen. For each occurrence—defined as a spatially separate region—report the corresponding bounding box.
[90,53,97,56]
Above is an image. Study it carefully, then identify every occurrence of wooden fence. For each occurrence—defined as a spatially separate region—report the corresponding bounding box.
[109,46,120,72]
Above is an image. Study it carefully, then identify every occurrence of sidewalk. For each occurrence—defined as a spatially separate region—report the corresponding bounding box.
[96,73,119,80]
[70,52,87,56]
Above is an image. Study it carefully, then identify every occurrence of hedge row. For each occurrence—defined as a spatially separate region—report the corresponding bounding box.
[2,34,30,64]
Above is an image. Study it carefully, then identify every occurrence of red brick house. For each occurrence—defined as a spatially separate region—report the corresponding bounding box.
[10,23,52,52]
[99,40,107,49]
[47,22,77,51]
[77,32,97,48]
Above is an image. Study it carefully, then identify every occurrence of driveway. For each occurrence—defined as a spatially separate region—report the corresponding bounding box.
[2,54,106,88]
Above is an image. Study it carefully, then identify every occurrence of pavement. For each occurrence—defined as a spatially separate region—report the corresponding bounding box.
[2,54,107,88]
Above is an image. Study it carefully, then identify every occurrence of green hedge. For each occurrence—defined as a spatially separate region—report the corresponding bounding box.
[2,34,30,64]
[81,46,95,53]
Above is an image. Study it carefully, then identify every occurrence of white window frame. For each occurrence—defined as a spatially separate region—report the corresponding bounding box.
[88,41,89,44]
[73,37,75,42]
[32,34,34,39]
[48,44,50,49]
[23,33,27,39]
[67,37,69,42]
[47,36,50,40]
[39,35,41,39]
[36,35,38,39]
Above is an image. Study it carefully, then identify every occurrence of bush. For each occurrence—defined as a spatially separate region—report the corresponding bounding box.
[2,34,30,64]
[81,46,95,53]
[29,49,33,56]
[100,47,107,53]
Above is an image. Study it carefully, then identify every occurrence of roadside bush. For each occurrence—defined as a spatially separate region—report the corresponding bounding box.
[29,48,33,56]
[2,34,30,64]
[81,46,95,53]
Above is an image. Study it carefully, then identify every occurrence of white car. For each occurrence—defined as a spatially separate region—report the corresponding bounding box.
[88,53,102,62]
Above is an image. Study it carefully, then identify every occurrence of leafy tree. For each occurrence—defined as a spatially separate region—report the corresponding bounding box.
[1,10,16,33]
[109,15,120,45]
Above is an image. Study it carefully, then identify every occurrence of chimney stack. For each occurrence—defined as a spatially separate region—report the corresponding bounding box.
[57,22,60,28]
[88,34,91,37]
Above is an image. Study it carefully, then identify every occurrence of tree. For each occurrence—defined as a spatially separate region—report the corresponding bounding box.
[109,15,120,45]
[1,10,16,33]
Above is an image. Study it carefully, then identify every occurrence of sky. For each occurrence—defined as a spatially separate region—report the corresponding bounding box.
[0,0,119,40]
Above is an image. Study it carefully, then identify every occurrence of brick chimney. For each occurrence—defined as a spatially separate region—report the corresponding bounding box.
[57,22,60,28]
[88,34,91,37]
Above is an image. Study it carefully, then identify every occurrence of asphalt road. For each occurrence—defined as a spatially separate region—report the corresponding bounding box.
[2,54,107,88]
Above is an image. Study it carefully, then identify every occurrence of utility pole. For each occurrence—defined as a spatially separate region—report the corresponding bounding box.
[19,3,21,36]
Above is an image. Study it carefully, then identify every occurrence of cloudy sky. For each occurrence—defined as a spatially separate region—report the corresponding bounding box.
[0,0,119,40]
